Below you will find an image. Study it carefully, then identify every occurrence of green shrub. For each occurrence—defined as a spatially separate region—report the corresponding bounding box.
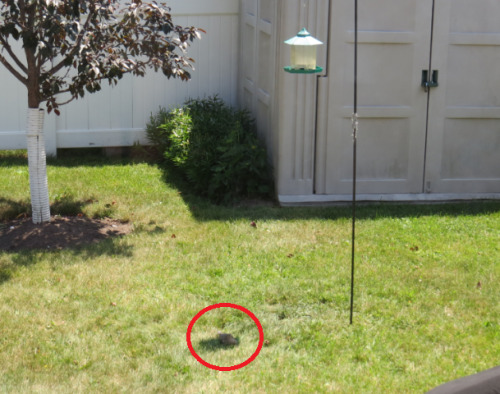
[145,106,172,154]
[146,96,273,203]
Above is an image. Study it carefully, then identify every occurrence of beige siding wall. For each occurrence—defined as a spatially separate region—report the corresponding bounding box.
[240,0,500,203]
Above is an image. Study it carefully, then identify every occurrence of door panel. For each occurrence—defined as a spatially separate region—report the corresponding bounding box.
[425,0,500,193]
[316,0,433,195]
[240,0,258,112]
[240,0,277,148]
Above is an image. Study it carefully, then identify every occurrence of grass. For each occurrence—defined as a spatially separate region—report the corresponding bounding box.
[0,149,499,393]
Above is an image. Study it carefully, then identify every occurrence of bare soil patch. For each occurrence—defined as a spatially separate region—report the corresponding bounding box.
[0,216,132,252]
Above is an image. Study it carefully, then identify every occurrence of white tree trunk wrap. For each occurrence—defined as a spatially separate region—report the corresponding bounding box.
[26,108,51,224]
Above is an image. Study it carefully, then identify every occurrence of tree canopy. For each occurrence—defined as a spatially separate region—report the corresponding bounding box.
[0,0,204,113]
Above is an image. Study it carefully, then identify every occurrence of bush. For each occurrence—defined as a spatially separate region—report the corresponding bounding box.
[146,96,273,203]
[145,107,172,154]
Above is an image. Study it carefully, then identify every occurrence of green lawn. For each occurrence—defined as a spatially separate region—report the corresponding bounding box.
[0,150,499,393]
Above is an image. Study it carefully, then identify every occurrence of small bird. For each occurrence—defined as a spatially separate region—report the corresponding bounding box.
[218,332,238,346]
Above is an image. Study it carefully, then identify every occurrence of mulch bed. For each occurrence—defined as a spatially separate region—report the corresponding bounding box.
[0,216,132,252]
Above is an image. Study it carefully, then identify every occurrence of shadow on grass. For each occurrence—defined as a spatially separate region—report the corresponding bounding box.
[2,150,499,222]
[50,146,162,167]
[0,196,133,285]
[0,146,161,169]
[197,338,240,352]
[0,195,100,222]
[0,197,30,221]
[0,237,133,285]
[0,150,30,167]
[159,163,500,222]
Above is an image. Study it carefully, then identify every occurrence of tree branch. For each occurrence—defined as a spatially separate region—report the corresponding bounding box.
[17,0,29,31]
[0,36,28,74]
[54,95,77,107]
[40,87,72,100]
[47,10,96,76]
[0,53,28,86]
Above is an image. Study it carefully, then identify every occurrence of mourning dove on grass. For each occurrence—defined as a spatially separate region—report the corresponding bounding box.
[218,332,238,346]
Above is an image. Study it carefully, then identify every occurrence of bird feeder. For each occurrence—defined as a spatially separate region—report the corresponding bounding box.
[284,28,323,74]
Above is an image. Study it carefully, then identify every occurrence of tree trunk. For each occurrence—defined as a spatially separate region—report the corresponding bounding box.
[26,108,51,223]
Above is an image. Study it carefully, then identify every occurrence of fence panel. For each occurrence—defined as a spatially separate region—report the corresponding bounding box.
[0,0,239,155]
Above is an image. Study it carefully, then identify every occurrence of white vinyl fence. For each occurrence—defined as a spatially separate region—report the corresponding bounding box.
[0,0,239,156]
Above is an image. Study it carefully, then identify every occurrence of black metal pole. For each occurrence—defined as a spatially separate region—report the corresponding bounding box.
[349,0,358,325]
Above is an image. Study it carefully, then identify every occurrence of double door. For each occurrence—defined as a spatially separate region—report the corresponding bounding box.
[315,0,500,196]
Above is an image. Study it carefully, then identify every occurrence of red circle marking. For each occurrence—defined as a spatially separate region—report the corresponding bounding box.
[186,303,264,371]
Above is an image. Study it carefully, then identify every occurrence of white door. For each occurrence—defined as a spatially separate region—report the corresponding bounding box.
[240,0,277,149]
[315,0,500,196]
[424,0,500,194]
[316,0,434,195]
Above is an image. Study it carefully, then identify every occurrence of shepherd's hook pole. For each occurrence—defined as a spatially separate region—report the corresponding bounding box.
[350,0,359,325]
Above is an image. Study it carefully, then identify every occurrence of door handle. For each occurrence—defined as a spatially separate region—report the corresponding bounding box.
[421,70,439,92]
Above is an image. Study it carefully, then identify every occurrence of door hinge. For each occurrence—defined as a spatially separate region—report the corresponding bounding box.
[421,70,439,92]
